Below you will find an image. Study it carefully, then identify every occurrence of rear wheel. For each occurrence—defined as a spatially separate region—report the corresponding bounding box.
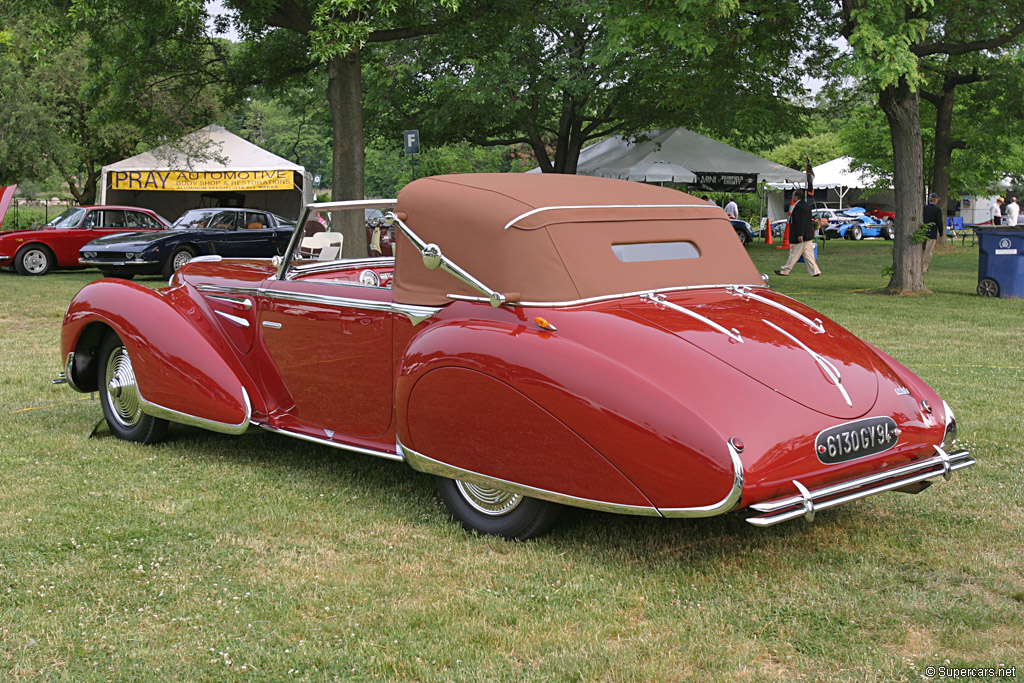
[734,228,749,245]
[883,225,895,240]
[14,245,53,275]
[435,476,561,540]
[977,278,999,297]
[98,332,168,443]
[163,246,197,278]
[848,225,863,240]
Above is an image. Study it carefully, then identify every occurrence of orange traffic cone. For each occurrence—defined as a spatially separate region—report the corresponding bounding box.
[764,218,773,245]
[776,221,791,250]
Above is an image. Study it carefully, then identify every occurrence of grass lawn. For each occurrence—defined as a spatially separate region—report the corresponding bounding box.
[1,240,1022,682]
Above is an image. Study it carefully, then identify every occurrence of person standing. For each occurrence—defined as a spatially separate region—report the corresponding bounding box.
[774,189,821,277]
[991,197,1004,225]
[1005,196,1020,226]
[724,196,739,220]
[922,192,942,273]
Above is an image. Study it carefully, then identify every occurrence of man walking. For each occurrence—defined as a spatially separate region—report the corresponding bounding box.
[774,189,821,277]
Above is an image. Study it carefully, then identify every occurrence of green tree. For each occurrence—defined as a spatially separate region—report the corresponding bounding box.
[224,0,459,256]
[1,0,225,203]
[839,0,1024,293]
[363,0,822,173]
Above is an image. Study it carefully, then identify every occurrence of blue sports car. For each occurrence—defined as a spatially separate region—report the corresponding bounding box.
[79,207,296,279]
[821,208,895,240]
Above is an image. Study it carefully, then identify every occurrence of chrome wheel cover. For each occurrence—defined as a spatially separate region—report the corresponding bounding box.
[104,346,143,428]
[22,248,48,274]
[455,480,523,516]
[172,250,193,270]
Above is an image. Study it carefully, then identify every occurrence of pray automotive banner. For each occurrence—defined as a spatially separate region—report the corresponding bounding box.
[110,170,294,192]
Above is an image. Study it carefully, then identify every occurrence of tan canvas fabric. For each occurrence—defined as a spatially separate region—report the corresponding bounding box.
[392,174,764,306]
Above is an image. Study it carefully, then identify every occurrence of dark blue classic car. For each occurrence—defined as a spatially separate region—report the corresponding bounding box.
[79,208,296,279]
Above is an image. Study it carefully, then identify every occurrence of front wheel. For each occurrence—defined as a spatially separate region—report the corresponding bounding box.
[848,225,863,240]
[14,245,53,275]
[98,332,168,443]
[435,476,561,540]
[163,246,197,278]
[734,228,749,245]
[883,225,895,240]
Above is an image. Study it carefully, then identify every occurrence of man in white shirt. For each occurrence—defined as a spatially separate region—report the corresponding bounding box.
[991,197,1004,225]
[1006,196,1020,226]
[724,197,739,220]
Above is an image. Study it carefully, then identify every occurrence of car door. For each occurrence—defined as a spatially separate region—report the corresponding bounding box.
[58,209,125,265]
[229,211,289,257]
[256,275,394,438]
[199,210,243,256]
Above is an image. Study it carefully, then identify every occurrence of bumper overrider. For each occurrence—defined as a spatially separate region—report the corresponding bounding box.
[746,446,974,526]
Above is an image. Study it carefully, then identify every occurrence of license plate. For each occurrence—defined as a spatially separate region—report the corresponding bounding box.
[816,417,899,464]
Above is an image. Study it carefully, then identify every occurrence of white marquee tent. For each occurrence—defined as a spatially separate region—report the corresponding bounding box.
[572,128,804,189]
[100,125,313,222]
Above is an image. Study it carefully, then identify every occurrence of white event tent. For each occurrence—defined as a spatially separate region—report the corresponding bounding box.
[100,125,313,222]
[571,128,804,190]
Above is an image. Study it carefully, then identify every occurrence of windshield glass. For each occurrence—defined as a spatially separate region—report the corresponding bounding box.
[171,209,221,230]
[46,207,87,228]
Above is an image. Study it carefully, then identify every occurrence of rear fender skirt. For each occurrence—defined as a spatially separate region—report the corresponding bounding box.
[395,316,742,511]
[62,279,254,431]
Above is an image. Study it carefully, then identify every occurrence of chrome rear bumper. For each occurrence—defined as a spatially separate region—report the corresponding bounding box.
[746,446,974,527]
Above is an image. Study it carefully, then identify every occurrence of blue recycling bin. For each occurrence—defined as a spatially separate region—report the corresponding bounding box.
[975,227,1024,298]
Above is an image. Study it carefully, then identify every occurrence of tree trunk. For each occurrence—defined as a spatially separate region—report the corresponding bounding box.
[881,78,927,294]
[931,81,957,245]
[327,50,367,257]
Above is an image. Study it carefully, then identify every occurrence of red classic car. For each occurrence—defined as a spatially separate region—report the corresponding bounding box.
[57,174,972,539]
[0,205,170,275]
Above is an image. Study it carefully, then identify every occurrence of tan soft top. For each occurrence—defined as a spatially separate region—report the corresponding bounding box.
[392,173,763,306]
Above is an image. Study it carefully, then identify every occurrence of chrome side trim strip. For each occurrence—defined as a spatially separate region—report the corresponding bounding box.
[213,309,250,328]
[197,284,261,297]
[261,288,393,312]
[728,286,824,334]
[763,318,851,407]
[260,425,404,461]
[399,440,662,517]
[199,282,440,326]
[502,203,718,230]
[138,386,252,436]
[205,294,253,310]
[746,447,974,527]
[658,441,746,518]
[261,321,282,329]
[643,292,743,343]
[445,283,768,308]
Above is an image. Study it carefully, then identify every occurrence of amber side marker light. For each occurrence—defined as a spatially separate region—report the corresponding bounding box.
[534,317,557,331]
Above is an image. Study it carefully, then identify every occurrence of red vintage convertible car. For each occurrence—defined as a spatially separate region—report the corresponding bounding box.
[57,174,972,539]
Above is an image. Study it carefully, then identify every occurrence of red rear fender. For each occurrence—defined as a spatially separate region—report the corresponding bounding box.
[396,316,739,511]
